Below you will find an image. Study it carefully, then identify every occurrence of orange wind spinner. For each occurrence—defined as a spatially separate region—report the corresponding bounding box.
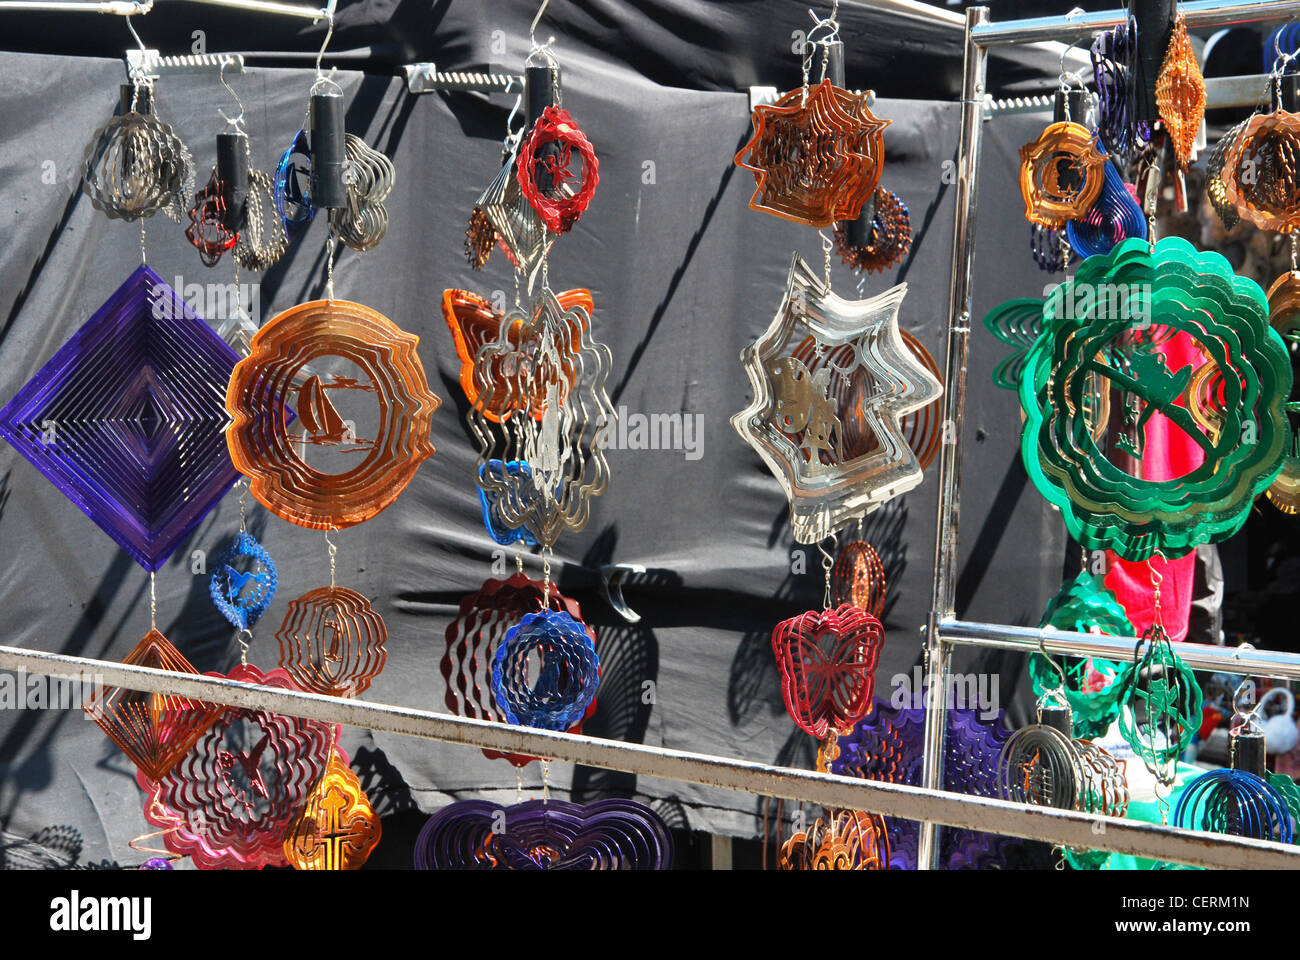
[778,808,889,870]
[441,288,592,423]
[1221,111,1300,234]
[831,540,886,616]
[1018,122,1107,228]
[226,299,441,529]
[284,749,381,870]
[1155,12,1205,169]
[735,78,890,227]
[82,630,222,781]
[1266,270,1300,514]
[276,586,388,698]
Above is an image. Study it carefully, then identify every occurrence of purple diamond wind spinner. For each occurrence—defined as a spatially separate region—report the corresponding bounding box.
[413,798,673,870]
[0,266,241,571]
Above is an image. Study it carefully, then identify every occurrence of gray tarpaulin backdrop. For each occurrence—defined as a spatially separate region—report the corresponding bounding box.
[0,37,1065,867]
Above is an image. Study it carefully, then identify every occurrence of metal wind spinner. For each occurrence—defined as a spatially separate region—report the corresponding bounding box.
[476,153,562,295]
[731,253,943,544]
[82,83,194,223]
[329,134,395,253]
[468,287,615,548]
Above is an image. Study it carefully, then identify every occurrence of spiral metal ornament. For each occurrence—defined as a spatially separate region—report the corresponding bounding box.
[413,798,673,870]
[1266,270,1300,514]
[1118,625,1204,778]
[233,170,288,271]
[276,586,388,698]
[273,129,313,237]
[465,207,497,269]
[778,809,889,871]
[830,540,886,616]
[1018,122,1107,228]
[491,609,600,731]
[997,721,1081,810]
[186,167,238,266]
[1174,768,1295,842]
[1206,120,1248,230]
[516,105,600,234]
[1065,161,1147,258]
[1154,12,1206,170]
[1031,222,1072,273]
[83,91,195,223]
[209,530,278,631]
[831,188,913,274]
[1222,110,1300,234]
[1091,16,1148,162]
[329,134,394,252]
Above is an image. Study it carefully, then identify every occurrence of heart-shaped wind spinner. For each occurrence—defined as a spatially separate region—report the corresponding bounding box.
[771,602,884,739]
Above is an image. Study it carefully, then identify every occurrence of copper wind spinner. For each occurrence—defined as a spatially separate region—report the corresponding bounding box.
[735,78,890,227]
[1018,122,1107,227]
[1155,12,1206,170]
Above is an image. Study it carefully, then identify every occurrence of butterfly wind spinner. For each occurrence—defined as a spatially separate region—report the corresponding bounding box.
[771,603,884,740]
[732,253,943,544]
[467,287,615,548]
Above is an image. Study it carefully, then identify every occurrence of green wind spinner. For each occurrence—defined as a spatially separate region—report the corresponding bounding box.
[1030,572,1134,739]
[1018,236,1292,562]
[1117,624,1203,780]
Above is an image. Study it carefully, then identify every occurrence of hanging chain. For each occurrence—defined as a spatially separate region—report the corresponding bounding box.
[541,546,553,607]
[1292,233,1298,273]
[1148,548,1165,629]
[541,758,551,802]
[818,534,836,610]
[238,479,248,532]
[820,229,834,289]
[140,219,147,265]
[325,233,337,302]
[149,570,157,631]
[326,526,338,588]
[515,766,523,804]
[237,629,251,666]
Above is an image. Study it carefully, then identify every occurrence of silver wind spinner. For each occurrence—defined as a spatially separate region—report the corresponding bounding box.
[82,88,195,223]
[328,134,395,252]
[468,287,615,548]
[476,151,571,295]
[233,169,289,271]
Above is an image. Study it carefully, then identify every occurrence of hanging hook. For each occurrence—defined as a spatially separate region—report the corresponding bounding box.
[1037,634,1069,694]
[218,58,246,133]
[530,0,553,44]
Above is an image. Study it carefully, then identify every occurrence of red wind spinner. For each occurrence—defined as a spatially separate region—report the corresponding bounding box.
[771,603,884,739]
[139,664,337,870]
[186,167,238,267]
[516,106,599,234]
[441,571,598,766]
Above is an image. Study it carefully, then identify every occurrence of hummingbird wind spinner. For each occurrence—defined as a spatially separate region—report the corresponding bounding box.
[732,254,943,543]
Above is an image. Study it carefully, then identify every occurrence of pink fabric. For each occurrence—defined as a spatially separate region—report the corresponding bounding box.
[1103,332,1203,641]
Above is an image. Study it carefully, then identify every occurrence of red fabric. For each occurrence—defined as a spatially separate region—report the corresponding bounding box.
[1103,332,1203,641]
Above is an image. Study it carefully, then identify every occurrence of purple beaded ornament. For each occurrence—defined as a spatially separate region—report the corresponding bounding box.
[0,265,241,570]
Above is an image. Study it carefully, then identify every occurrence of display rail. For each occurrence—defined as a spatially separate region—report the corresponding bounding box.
[920,0,1300,871]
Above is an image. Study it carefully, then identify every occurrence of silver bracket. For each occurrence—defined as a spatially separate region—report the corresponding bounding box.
[126,48,244,81]
[403,62,523,95]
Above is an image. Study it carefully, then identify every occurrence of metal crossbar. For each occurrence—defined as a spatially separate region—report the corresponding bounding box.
[920,0,1300,871]
[1,642,1298,869]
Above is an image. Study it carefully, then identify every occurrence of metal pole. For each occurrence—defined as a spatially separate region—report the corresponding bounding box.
[940,619,1300,680]
[2,642,1297,868]
[919,4,989,872]
[972,0,1300,47]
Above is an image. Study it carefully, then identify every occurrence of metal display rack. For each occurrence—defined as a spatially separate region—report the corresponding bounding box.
[919,0,1300,870]
[0,0,1298,871]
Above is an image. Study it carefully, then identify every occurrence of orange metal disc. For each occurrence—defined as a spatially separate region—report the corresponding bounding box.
[226,299,441,529]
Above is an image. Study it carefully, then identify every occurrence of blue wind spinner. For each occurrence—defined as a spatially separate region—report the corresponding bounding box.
[491,609,600,731]
[1065,159,1146,258]
[478,459,540,547]
[273,130,314,237]
[209,531,278,630]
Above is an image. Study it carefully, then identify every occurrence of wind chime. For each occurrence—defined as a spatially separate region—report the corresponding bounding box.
[729,1,942,869]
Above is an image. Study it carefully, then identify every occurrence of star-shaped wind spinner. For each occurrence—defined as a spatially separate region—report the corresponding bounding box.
[732,253,943,543]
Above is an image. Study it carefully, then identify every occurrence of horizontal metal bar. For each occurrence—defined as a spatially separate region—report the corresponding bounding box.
[973,0,1300,47]
[127,48,244,78]
[1,643,1297,868]
[940,618,1300,680]
[983,72,1273,117]
[0,0,148,11]
[179,0,327,20]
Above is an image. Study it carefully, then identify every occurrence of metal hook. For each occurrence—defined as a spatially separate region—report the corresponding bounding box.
[525,35,559,70]
[124,9,148,53]
[314,11,336,79]
[218,58,245,133]
[1231,676,1265,736]
[529,0,552,43]
[1037,634,1068,694]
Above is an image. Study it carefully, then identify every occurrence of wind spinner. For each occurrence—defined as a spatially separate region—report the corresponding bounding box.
[1154,11,1205,171]
[732,254,943,543]
[1031,572,1133,739]
[1117,620,1203,795]
[1264,268,1300,514]
[441,570,598,766]
[831,187,913,274]
[998,665,1129,866]
[830,700,1017,870]
[778,808,889,870]
[139,664,337,870]
[734,5,888,227]
[413,798,673,870]
[1173,680,1296,843]
[283,747,382,870]
[1221,63,1300,234]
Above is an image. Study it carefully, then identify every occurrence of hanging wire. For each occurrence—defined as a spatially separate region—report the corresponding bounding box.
[149,570,157,631]
[818,532,837,610]
[218,58,246,135]
[326,526,338,588]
